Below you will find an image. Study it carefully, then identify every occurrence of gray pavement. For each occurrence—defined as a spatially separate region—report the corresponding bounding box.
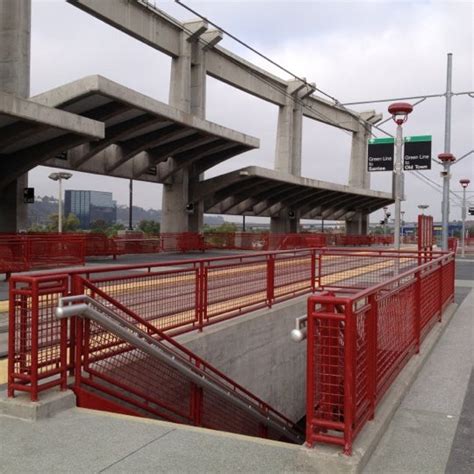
[364,284,474,474]
[0,408,306,474]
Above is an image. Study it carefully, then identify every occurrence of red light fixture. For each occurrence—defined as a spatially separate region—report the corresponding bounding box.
[388,102,413,125]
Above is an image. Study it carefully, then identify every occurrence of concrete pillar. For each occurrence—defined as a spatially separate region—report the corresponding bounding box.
[346,212,368,235]
[0,0,31,232]
[272,80,307,233]
[161,29,207,233]
[347,124,371,234]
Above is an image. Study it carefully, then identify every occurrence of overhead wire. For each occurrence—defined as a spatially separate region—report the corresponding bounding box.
[173,0,471,203]
[174,0,386,138]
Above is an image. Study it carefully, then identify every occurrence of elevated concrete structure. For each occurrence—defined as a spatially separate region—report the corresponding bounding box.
[0,0,31,230]
[192,166,393,224]
[35,75,258,232]
[0,0,105,232]
[1,0,390,234]
[67,0,388,234]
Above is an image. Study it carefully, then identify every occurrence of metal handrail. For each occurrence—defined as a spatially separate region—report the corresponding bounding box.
[56,295,303,443]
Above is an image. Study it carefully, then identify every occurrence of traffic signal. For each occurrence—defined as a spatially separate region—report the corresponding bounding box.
[23,187,34,204]
[469,207,474,216]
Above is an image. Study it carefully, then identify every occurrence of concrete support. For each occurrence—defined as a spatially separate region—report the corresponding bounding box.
[272,80,313,233]
[347,123,371,235]
[161,24,215,233]
[346,212,368,235]
[0,0,31,232]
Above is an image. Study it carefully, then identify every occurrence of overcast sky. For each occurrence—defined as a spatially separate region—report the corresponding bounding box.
[29,0,473,223]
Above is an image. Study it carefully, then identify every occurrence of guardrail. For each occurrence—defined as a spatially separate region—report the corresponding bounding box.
[0,232,398,279]
[306,251,455,454]
[56,292,303,442]
[7,247,439,401]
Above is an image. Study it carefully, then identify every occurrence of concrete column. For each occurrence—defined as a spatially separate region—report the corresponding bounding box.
[348,125,371,189]
[347,124,371,234]
[0,0,31,232]
[161,30,207,233]
[272,80,306,233]
[346,212,368,235]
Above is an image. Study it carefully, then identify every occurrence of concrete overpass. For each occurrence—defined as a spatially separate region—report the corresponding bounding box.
[0,0,393,234]
[192,166,393,233]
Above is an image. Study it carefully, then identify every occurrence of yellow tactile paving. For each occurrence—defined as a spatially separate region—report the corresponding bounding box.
[0,358,7,384]
[0,300,8,313]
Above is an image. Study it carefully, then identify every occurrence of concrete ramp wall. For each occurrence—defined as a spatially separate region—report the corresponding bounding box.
[179,296,308,421]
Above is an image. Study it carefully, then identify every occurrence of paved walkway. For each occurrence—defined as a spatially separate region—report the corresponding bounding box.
[364,278,473,473]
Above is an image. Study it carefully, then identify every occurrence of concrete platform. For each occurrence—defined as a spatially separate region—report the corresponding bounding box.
[0,292,466,473]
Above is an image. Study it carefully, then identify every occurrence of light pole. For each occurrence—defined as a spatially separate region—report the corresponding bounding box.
[388,102,413,250]
[438,152,456,250]
[460,178,470,257]
[417,204,429,215]
[401,210,405,243]
[48,172,72,233]
[382,207,391,236]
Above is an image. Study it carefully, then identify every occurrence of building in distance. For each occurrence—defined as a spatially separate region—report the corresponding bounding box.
[64,190,116,229]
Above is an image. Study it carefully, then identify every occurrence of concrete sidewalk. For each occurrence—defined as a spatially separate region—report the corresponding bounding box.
[364,286,473,473]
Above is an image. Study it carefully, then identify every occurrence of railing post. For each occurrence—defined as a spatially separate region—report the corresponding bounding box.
[266,255,275,307]
[7,280,18,398]
[30,279,39,401]
[438,261,443,322]
[197,263,205,331]
[343,301,355,455]
[310,249,316,292]
[415,272,421,354]
[305,298,315,446]
[367,294,377,420]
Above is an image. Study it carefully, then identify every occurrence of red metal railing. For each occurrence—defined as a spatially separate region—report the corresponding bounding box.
[0,234,85,277]
[306,251,455,454]
[8,247,439,401]
[68,277,300,441]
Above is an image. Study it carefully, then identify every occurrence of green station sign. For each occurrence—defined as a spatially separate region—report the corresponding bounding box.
[367,135,432,172]
[368,137,394,172]
[404,135,432,171]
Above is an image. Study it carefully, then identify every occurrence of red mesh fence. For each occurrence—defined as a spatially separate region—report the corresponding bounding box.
[72,279,298,441]
[8,247,455,449]
[8,275,69,401]
[307,252,455,454]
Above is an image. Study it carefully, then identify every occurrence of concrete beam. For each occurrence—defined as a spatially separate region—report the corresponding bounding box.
[0,92,104,144]
[67,0,362,131]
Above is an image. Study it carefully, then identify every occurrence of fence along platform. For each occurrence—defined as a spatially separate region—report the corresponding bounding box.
[7,247,454,451]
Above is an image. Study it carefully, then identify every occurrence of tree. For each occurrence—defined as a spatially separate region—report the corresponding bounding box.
[203,222,237,233]
[138,219,160,235]
[46,213,80,232]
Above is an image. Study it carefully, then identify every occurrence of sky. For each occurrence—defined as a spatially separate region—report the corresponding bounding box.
[28,0,473,223]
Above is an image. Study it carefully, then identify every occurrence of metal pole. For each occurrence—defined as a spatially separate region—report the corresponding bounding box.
[394,123,403,250]
[58,177,63,233]
[442,53,453,250]
[461,186,466,257]
[401,211,405,244]
[242,214,246,232]
[128,178,133,231]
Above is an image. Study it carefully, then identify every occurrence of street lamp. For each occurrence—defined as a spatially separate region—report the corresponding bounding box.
[401,210,405,243]
[460,178,470,257]
[381,207,391,236]
[48,172,73,233]
[388,102,413,250]
[438,153,456,250]
[418,204,429,215]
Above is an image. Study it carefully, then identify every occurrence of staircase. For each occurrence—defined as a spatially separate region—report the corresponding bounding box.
[57,289,303,444]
